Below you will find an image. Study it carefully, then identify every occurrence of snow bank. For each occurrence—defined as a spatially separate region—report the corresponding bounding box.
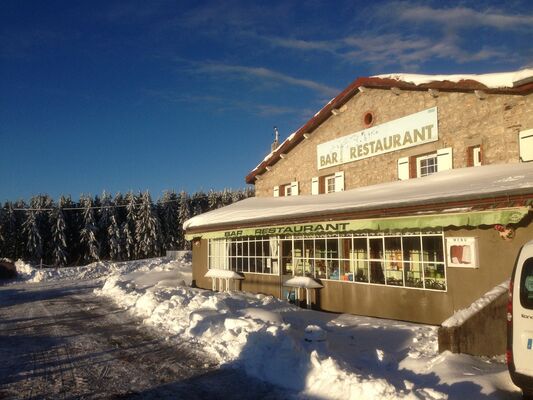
[92,257,519,399]
[14,253,192,285]
[441,281,509,328]
[373,69,533,89]
[97,272,418,399]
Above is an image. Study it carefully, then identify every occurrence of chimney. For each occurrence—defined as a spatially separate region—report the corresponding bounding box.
[271,126,279,152]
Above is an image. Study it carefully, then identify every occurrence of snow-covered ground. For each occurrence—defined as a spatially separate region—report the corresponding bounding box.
[14,255,520,399]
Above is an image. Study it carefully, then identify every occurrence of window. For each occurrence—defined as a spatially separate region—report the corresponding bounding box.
[467,145,482,167]
[213,232,446,291]
[208,236,279,275]
[325,175,336,193]
[519,129,533,162]
[417,153,438,177]
[312,171,344,194]
[398,148,453,180]
[274,182,299,197]
[520,258,533,309]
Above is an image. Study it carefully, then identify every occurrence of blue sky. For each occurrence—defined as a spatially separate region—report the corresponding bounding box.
[1,0,532,202]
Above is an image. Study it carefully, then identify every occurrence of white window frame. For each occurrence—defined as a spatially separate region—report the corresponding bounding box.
[416,153,438,177]
[284,184,292,197]
[325,175,336,193]
[472,146,482,167]
[519,129,533,162]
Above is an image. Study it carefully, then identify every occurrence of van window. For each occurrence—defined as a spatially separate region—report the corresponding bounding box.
[520,258,533,309]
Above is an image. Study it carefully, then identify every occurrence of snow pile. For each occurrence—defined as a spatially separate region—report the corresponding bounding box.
[441,281,509,328]
[97,273,417,399]
[96,258,520,399]
[374,69,533,88]
[14,253,192,285]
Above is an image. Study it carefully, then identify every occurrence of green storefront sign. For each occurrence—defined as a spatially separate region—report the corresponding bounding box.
[185,207,530,240]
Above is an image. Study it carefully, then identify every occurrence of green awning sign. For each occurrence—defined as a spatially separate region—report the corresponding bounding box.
[185,207,529,240]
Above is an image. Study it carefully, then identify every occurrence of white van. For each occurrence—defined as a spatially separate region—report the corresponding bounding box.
[508,240,533,398]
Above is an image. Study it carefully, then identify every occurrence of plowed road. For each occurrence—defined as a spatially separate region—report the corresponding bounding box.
[0,280,293,399]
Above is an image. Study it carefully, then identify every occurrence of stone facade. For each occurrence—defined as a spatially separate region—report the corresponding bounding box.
[254,88,533,197]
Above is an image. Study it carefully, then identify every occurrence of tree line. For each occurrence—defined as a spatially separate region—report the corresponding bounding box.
[0,188,254,267]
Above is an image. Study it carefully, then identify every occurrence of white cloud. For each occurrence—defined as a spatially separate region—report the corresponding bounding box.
[194,63,339,97]
[394,4,533,30]
[145,89,315,118]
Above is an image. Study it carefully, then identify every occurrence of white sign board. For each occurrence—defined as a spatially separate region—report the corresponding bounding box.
[317,107,438,170]
[446,237,479,269]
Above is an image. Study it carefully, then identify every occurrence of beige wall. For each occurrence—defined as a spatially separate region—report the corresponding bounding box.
[192,239,210,289]
[255,89,533,197]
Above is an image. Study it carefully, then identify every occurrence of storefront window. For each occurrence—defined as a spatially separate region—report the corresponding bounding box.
[207,232,446,290]
[369,238,385,284]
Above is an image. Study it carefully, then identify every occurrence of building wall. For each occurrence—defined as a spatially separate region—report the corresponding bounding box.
[192,221,533,325]
[254,89,533,197]
[192,239,210,289]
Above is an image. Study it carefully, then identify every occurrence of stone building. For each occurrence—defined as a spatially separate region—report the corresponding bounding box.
[184,70,533,325]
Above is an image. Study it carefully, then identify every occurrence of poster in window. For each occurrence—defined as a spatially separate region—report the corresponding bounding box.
[446,237,479,268]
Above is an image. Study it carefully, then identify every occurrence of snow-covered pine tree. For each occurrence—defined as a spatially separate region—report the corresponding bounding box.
[207,189,220,211]
[221,188,232,206]
[0,207,5,254]
[97,191,113,260]
[178,191,191,250]
[158,191,180,252]
[23,210,42,262]
[79,195,100,263]
[13,200,27,259]
[245,186,255,199]
[231,189,241,203]
[50,205,68,267]
[135,191,161,258]
[108,214,122,261]
[191,191,207,216]
[124,192,137,260]
[30,195,53,264]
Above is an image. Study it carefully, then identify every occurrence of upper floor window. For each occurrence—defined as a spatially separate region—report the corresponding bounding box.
[325,175,336,193]
[398,148,453,180]
[417,153,438,177]
[519,129,533,163]
[312,171,344,195]
[467,145,482,167]
[274,182,299,197]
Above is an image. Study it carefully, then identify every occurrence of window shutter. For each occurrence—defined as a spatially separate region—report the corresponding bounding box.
[437,147,453,172]
[290,181,299,196]
[334,171,344,192]
[409,156,417,178]
[311,177,319,195]
[519,129,533,162]
[466,146,474,167]
[273,186,279,197]
[397,157,409,180]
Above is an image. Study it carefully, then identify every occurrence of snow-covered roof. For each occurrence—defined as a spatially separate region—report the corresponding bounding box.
[186,163,533,232]
[246,69,533,184]
[374,69,533,89]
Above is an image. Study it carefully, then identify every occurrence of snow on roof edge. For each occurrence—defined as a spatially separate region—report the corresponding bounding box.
[185,163,533,232]
[373,69,533,89]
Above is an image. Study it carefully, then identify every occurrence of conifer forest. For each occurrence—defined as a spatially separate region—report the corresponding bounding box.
[0,188,254,266]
